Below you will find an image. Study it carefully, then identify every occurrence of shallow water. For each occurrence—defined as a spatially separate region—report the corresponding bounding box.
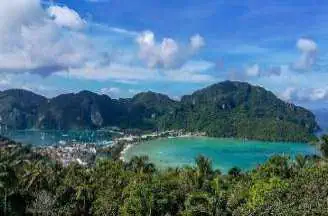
[124,137,318,173]
[0,130,113,146]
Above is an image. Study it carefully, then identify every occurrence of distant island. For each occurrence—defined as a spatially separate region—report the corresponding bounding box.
[0,81,319,142]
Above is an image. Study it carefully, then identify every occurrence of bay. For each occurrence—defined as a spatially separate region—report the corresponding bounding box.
[123,137,318,173]
[0,130,114,146]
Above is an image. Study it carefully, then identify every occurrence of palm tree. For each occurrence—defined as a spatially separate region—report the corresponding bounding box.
[93,160,130,216]
[195,155,213,189]
[120,183,154,216]
[28,190,56,215]
[320,135,328,158]
[0,146,23,215]
[228,167,241,178]
[22,160,53,193]
[62,163,94,215]
[294,154,307,169]
[210,177,229,215]
[0,160,17,215]
[183,192,213,216]
[126,156,156,174]
[195,155,213,177]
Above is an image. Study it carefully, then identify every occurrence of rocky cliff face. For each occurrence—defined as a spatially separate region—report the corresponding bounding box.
[0,81,320,141]
[0,89,47,129]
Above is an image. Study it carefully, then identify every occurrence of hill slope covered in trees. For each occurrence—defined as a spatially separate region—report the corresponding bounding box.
[0,81,319,141]
[1,135,328,215]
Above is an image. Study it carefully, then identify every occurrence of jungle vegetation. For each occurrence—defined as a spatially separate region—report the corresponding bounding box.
[0,81,319,142]
[1,135,328,215]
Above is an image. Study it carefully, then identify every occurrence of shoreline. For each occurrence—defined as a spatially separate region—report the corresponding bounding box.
[2,129,319,166]
[116,131,207,162]
[117,134,319,163]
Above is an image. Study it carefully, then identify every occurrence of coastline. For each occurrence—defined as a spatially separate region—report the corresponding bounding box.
[2,128,319,167]
[117,133,320,163]
[117,131,207,162]
[119,144,133,162]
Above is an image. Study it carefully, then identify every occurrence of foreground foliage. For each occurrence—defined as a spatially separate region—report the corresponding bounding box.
[1,137,328,215]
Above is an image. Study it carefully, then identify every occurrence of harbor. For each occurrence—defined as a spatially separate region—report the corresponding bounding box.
[1,128,206,166]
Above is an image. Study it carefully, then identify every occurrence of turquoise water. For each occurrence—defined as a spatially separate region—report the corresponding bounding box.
[0,130,114,146]
[124,137,318,173]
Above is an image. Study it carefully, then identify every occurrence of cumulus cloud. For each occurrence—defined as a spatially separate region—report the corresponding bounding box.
[163,60,215,82]
[293,38,318,70]
[190,34,205,51]
[0,0,213,85]
[279,86,328,102]
[136,31,205,68]
[47,6,86,30]
[108,27,138,37]
[136,31,179,68]
[128,89,142,95]
[297,38,317,52]
[99,87,121,98]
[58,62,159,81]
[0,72,65,97]
[245,64,282,77]
[308,88,328,101]
[99,87,143,98]
[0,73,12,87]
[57,60,215,83]
[245,64,260,77]
[0,0,92,76]
[279,87,297,101]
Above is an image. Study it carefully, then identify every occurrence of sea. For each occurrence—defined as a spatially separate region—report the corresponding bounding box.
[0,129,114,146]
[123,137,318,173]
[1,129,319,172]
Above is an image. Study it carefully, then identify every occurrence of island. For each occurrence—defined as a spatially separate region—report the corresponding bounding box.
[0,81,319,142]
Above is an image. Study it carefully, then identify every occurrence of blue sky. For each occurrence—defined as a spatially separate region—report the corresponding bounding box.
[1,0,328,109]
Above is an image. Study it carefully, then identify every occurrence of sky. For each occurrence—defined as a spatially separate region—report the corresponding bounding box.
[1,0,328,109]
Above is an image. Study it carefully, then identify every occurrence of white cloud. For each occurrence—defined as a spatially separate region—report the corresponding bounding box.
[279,86,328,102]
[136,31,205,68]
[309,88,328,101]
[99,87,144,98]
[56,60,215,83]
[244,64,282,78]
[136,31,181,68]
[100,87,120,94]
[128,89,141,94]
[0,0,211,84]
[0,0,93,76]
[47,5,86,30]
[108,27,138,36]
[58,63,159,81]
[0,74,12,87]
[0,72,64,97]
[163,60,216,83]
[297,38,317,52]
[293,38,317,70]
[190,34,205,51]
[245,64,260,77]
[136,31,160,68]
[99,87,121,98]
[160,38,180,67]
[279,87,297,101]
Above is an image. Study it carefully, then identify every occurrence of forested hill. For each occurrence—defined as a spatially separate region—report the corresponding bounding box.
[161,81,319,141]
[0,81,319,141]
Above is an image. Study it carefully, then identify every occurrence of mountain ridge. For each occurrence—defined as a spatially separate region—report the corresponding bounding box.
[0,81,319,141]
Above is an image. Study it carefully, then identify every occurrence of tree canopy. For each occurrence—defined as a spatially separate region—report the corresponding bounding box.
[1,135,328,215]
